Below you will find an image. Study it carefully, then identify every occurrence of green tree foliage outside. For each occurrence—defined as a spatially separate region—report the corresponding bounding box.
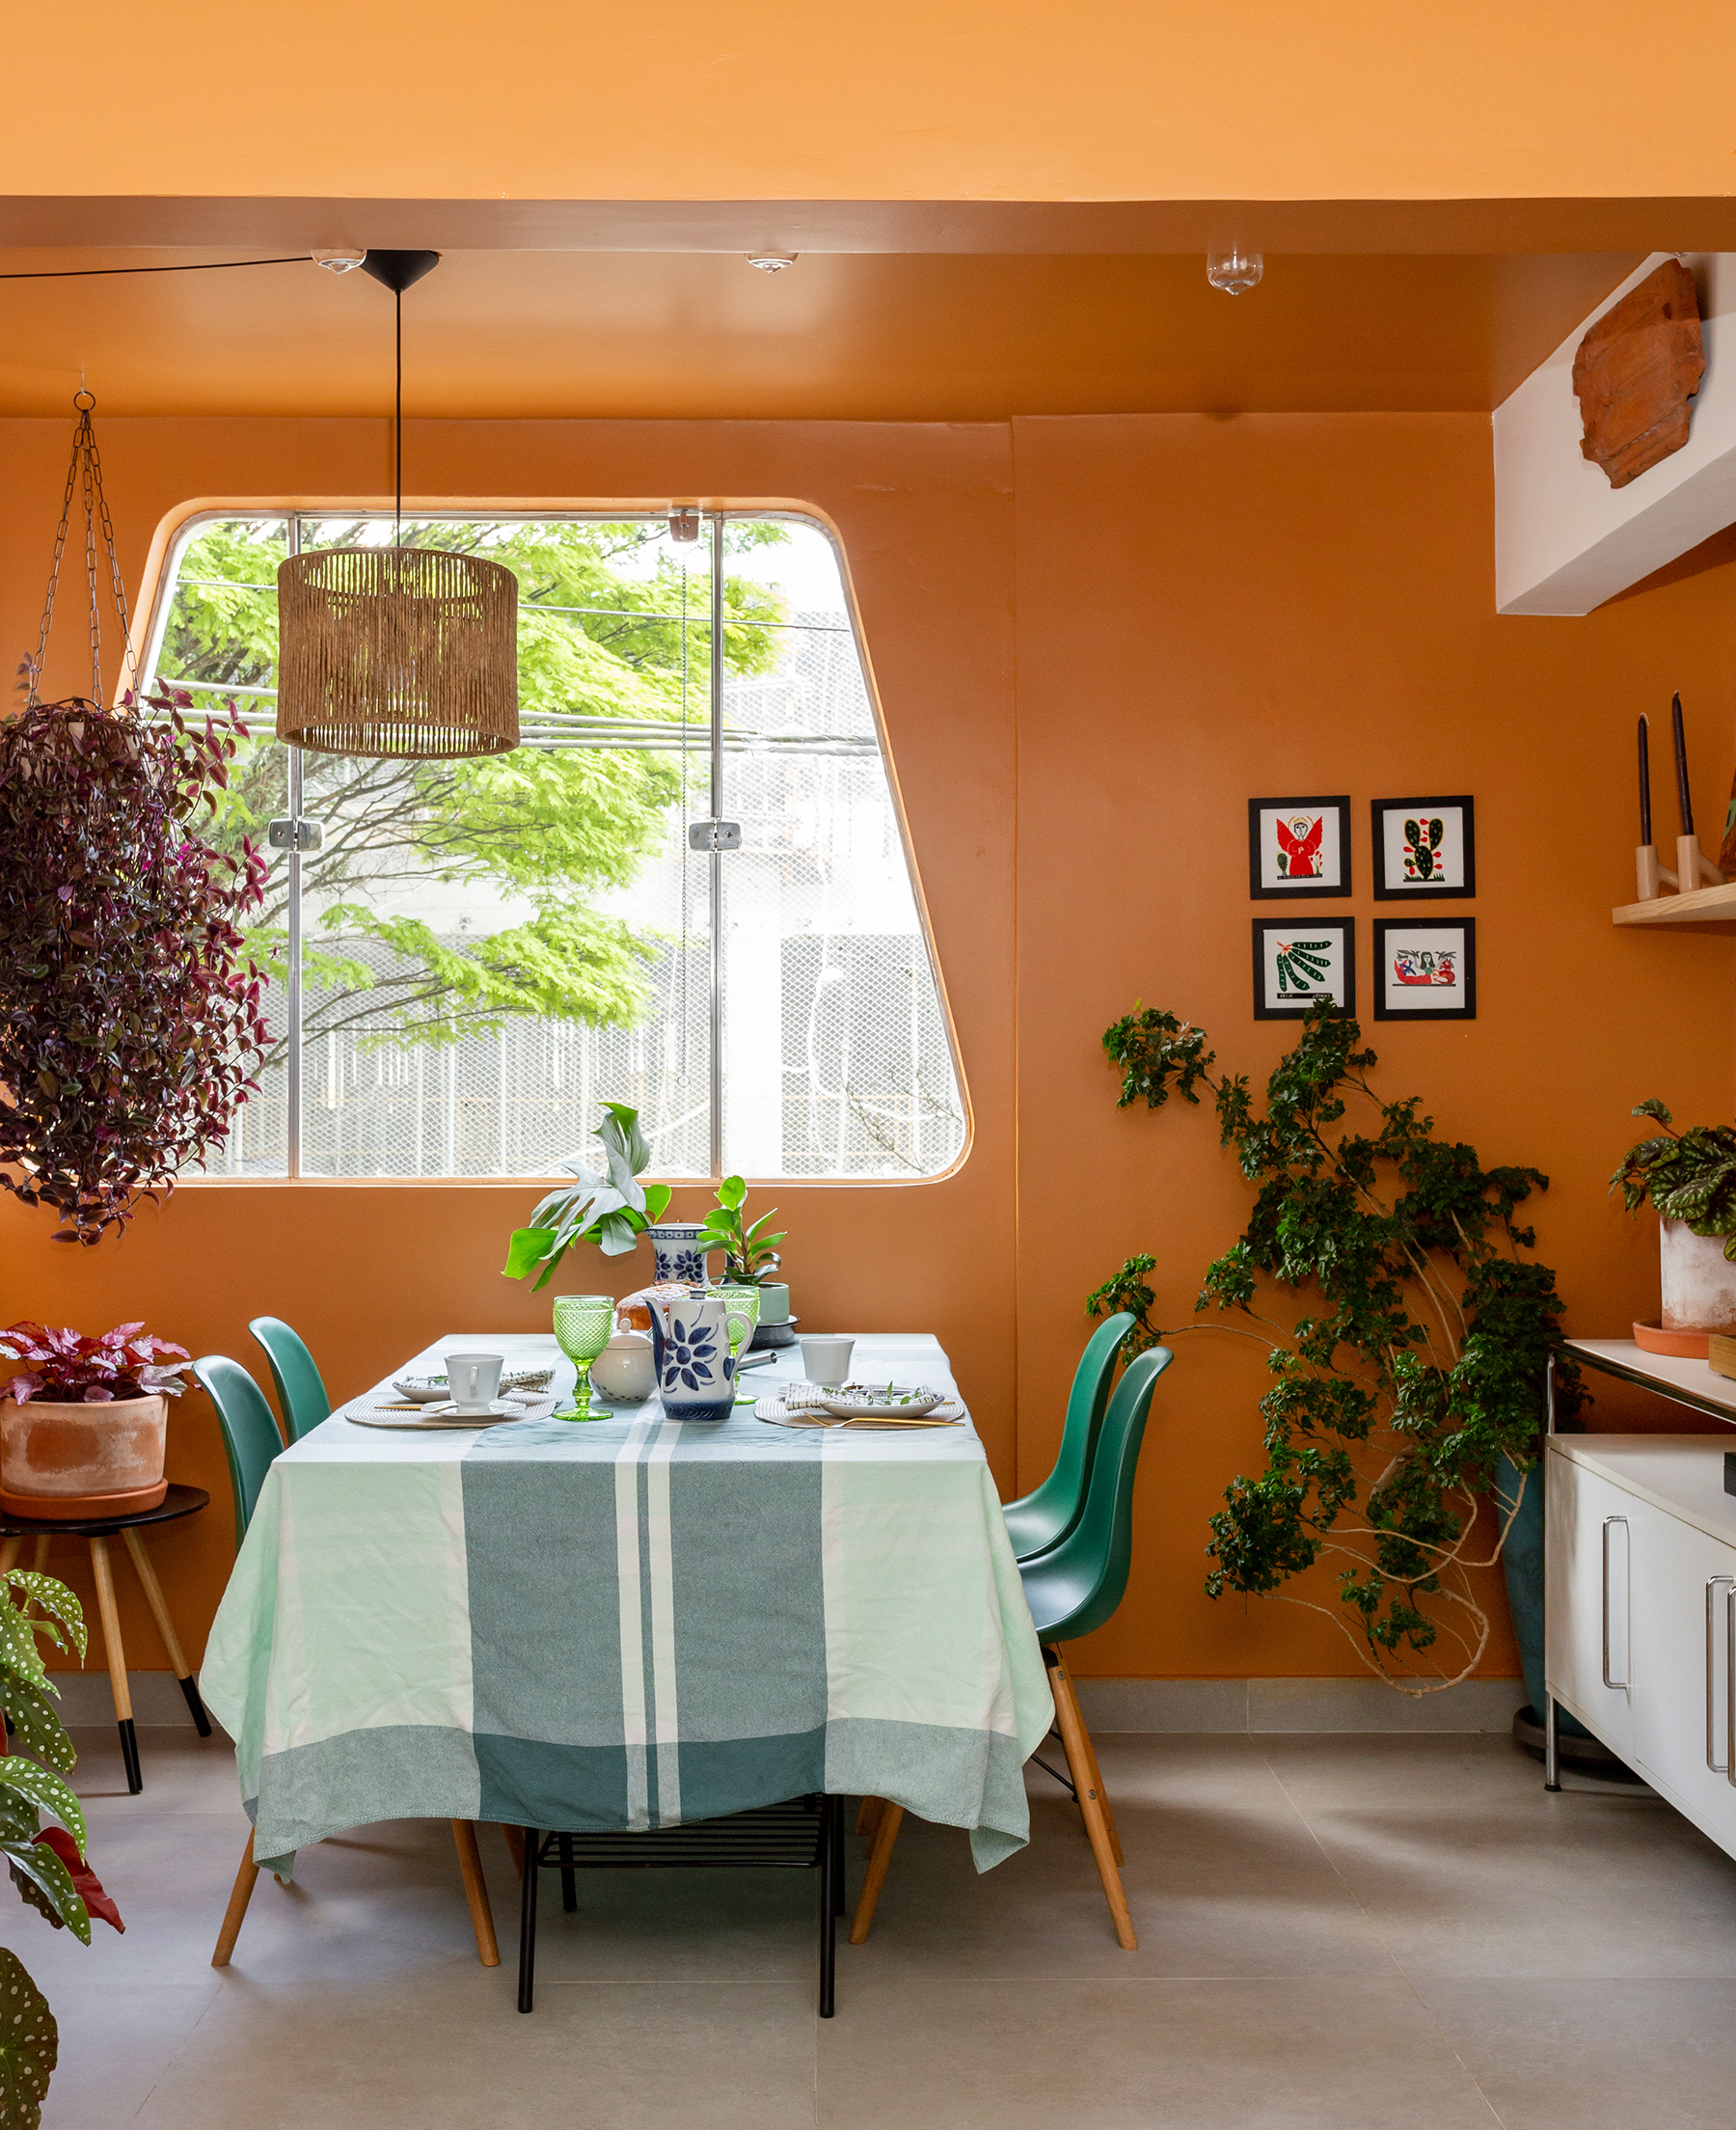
[155,517,788,1061]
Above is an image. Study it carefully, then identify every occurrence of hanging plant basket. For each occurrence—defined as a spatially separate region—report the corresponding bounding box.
[0,396,268,1242]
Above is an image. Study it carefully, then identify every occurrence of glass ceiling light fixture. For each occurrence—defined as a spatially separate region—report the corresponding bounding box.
[746,254,797,273]
[1206,247,1263,295]
[275,249,519,760]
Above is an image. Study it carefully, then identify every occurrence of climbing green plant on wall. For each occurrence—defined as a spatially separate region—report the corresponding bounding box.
[1087,1001,1581,1693]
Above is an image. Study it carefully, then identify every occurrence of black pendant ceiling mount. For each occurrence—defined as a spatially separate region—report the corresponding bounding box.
[360,250,441,295]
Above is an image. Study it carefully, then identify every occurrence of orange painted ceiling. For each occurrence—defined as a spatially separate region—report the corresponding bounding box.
[0,247,1640,421]
[8,0,1736,205]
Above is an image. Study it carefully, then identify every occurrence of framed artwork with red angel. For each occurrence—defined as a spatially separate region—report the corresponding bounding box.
[1247,796,1351,898]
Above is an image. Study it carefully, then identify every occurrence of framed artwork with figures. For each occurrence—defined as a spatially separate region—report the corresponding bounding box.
[1251,917,1356,1020]
[1372,918,1476,1021]
[1247,796,1352,898]
[1370,795,1475,898]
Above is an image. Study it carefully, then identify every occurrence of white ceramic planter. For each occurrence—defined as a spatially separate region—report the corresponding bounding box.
[1660,1218,1736,1333]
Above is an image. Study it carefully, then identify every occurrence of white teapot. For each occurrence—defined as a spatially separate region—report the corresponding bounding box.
[645,1288,751,1422]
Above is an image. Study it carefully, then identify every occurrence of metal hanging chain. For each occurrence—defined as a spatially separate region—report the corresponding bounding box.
[28,391,134,708]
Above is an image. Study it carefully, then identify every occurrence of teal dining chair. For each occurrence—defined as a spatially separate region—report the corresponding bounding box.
[192,1352,501,1975]
[248,1316,332,1443]
[1000,1312,1135,1562]
[850,1343,1173,1953]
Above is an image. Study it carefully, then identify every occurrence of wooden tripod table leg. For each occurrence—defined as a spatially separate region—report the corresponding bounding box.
[1045,1646,1135,1949]
[121,1526,212,1736]
[450,1820,501,1966]
[854,1795,884,1839]
[1051,1650,1124,1865]
[211,1833,260,1967]
[848,1802,904,1945]
[88,1537,141,1794]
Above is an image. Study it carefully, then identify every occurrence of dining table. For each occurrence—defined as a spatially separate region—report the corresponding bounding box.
[200,1329,1052,1877]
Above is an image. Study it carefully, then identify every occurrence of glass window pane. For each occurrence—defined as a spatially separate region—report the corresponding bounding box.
[145,516,291,1176]
[719,520,965,1178]
[292,516,712,1177]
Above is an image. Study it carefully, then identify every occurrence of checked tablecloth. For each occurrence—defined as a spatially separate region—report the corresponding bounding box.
[201,1334,1050,1872]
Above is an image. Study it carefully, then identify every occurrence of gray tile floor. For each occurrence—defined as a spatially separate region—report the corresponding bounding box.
[27,1725,1736,2128]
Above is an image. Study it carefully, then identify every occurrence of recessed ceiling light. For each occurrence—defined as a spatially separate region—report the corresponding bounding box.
[746,254,797,274]
[312,249,368,274]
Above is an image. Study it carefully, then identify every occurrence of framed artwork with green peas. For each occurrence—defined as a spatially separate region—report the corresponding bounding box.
[1250,917,1355,1020]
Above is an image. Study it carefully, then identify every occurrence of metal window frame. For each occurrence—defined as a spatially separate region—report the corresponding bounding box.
[135,501,972,1188]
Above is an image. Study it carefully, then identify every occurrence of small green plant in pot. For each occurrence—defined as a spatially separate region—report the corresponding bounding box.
[697,1176,786,1286]
[502,1102,671,1291]
[0,1566,124,2128]
[1611,1101,1736,1337]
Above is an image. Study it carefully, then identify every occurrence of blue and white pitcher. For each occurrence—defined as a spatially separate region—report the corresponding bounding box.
[646,1288,751,1423]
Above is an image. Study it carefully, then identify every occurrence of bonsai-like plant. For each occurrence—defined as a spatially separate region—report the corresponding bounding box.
[0,694,268,1243]
[697,1175,786,1286]
[0,1323,190,1406]
[1610,1100,1736,1258]
[1092,1001,1580,1693]
[0,1567,123,2128]
[502,1101,672,1290]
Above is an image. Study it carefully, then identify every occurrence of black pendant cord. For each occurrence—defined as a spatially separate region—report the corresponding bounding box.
[0,257,308,282]
[394,286,403,549]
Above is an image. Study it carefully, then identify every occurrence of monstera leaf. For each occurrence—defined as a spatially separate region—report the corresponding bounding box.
[503,1102,671,1287]
[0,1948,56,2130]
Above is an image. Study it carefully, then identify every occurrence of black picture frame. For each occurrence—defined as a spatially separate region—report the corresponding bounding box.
[1370,795,1476,899]
[1371,917,1477,1021]
[1247,796,1352,899]
[1251,917,1356,1021]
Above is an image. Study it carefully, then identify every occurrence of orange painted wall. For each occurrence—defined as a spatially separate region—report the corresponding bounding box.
[0,407,1731,1686]
[10,1,1736,205]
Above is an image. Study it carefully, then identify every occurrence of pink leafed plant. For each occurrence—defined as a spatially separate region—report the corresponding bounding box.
[0,691,269,1244]
[0,1320,190,1406]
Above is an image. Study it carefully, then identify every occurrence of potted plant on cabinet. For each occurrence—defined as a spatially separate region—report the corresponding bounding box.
[1089,1000,1580,1711]
[0,1566,124,2128]
[1610,1101,1736,1354]
[0,1323,191,1520]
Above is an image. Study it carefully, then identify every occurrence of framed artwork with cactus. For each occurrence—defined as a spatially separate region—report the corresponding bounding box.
[1251,917,1355,1019]
[1247,796,1352,898]
[1370,795,1476,898]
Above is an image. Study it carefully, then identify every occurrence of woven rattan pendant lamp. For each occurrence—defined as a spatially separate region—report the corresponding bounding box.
[276,250,518,759]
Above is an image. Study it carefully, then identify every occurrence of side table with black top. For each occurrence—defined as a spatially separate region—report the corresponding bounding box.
[0,1484,213,1793]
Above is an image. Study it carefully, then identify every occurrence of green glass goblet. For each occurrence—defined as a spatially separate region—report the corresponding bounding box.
[553,1295,615,1420]
[717,1284,762,1401]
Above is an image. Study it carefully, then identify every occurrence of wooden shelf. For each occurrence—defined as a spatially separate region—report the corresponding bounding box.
[1613,880,1736,933]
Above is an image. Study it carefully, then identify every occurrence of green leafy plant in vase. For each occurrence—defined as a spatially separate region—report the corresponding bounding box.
[697,1175,786,1286]
[1611,1100,1736,1339]
[502,1102,671,1291]
[1090,1000,1579,1695]
[0,1566,124,2128]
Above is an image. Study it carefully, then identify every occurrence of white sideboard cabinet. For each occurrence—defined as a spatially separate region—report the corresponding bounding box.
[1546,1434,1736,1858]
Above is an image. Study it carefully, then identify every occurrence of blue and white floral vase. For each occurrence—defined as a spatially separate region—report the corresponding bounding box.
[644,1221,710,1288]
[644,1290,752,1423]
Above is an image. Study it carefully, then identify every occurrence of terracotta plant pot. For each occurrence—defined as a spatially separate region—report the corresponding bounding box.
[0,1393,169,1519]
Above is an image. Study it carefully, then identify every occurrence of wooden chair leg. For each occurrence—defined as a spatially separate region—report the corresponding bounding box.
[1051,1651,1124,1866]
[450,1819,500,1966]
[854,1795,884,1839]
[122,1526,213,1737]
[1045,1646,1136,1950]
[502,1823,526,1876]
[211,1834,260,1967]
[848,1802,904,1945]
[88,1537,141,1794]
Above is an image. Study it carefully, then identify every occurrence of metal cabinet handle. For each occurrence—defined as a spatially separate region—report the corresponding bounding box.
[1602,1516,1629,1688]
[1709,1576,1735,1773]
[1727,1588,1736,1791]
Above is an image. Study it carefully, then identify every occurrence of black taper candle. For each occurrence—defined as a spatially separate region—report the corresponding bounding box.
[1639,713,1653,845]
[1672,690,1695,834]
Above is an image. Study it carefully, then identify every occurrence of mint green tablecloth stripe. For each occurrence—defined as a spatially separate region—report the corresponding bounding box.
[199,1335,1050,1875]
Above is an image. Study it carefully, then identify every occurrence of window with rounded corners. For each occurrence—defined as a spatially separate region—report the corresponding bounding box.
[135,506,969,1184]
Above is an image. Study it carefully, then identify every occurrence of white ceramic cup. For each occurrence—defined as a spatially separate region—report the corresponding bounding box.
[444,1352,504,1414]
[800,1335,855,1389]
